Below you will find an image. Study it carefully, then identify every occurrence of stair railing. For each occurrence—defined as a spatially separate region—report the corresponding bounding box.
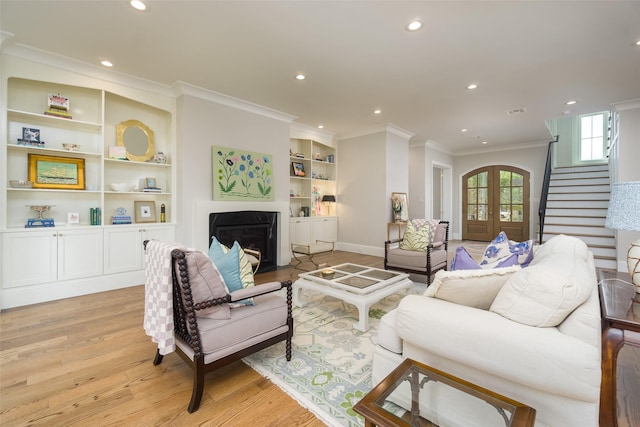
[538,136,559,244]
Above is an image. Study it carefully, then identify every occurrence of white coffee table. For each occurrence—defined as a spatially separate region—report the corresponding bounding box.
[293,263,412,332]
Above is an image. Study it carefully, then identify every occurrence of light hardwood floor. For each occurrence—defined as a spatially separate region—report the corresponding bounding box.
[1,250,638,426]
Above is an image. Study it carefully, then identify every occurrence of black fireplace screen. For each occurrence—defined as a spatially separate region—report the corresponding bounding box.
[209,211,278,273]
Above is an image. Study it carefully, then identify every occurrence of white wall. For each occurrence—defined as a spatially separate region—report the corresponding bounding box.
[336,126,409,255]
[174,84,295,265]
[337,131,386,254]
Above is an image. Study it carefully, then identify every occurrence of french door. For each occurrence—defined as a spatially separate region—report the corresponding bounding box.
[462,165,530,241]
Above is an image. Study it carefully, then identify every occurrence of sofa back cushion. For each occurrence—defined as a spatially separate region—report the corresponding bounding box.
[490,237,595,327]
[426,265,521,310]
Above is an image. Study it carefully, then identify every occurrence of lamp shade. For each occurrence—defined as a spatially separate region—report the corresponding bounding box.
[322,195,336,203]
[605,181,640,231]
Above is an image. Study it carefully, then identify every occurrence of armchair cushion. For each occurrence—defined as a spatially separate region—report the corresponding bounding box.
[208,237,255,306]
[182,250,231,320]
[197,292,288,355]
[386,246,447,271]
[425,265,521,310]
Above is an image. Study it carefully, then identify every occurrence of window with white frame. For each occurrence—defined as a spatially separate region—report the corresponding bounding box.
[580,112,607,161]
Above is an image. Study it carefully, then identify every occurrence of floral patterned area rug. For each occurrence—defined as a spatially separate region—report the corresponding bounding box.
[243,283,426,427]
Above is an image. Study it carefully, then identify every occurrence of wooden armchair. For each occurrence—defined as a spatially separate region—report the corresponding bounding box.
[384,220,449,285]
[143,241,293,413]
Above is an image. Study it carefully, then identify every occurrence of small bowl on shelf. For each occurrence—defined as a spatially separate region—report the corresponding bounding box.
[62,143,80,151]
[9,180,34,189]
[110,183,132,192]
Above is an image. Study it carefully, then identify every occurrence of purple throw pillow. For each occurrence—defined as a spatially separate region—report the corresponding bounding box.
[450,246,482,271]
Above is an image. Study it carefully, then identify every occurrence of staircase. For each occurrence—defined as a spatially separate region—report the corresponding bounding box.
[540,164,616,269]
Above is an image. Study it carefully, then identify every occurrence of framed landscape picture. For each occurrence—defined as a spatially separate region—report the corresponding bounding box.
[28,154,85,190]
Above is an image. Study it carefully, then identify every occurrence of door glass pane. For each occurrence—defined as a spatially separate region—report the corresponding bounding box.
[478,188,488,204]
[512,187,523,203]
[468,175,477,187]
[500,171,511,186]
[512,205,523,222]
[468,188,477,204]
[478,205,488,221]
[467,205,477,221]
[512,173,523,186]
[500,187,511,204]
[500,205,511,222]
[478,172,488,187]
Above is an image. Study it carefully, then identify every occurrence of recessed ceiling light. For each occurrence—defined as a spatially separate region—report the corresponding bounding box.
[373,109,382,115]
[101,60,113,67]
[406,20,423,31]
[317,125,324,129]
[566,100,577,105]
[466,84,478,90]
[295,74,306,80]
[460,128,468,133]
[482,141,488,145]
[130,0,146,11]
[636,40,640,46]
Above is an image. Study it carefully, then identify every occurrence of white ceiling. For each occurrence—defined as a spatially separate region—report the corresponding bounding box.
[1,1,639,153]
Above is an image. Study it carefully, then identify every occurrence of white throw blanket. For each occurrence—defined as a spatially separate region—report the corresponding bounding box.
[143,240,186,355]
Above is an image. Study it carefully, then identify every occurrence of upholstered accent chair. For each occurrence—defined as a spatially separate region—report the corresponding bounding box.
[144,241,293,413]
[384,220,449,285]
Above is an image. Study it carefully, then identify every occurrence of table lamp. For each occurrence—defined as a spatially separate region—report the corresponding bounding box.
[605,181,640,292]
[322,195,336,216]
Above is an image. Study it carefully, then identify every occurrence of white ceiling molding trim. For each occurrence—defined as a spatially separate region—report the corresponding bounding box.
[611,98,640,111]
[337,123,413,141]
[386,124,414,141]
[1,30,14,50]
[173,80,297,124]
[454,140,549,157]
[1,43,176,98]
[290,122,336,142]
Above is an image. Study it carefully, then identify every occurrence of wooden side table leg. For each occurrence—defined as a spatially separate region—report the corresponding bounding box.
[600,326,624,427]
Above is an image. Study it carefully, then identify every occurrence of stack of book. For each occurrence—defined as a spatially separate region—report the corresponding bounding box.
[44,93,72,119]
[111,215,132,225]
[143,187,162,193]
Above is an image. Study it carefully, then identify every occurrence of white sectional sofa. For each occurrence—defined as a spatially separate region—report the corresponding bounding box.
[372,235,602,427]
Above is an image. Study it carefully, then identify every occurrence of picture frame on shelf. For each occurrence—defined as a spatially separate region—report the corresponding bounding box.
[292,162,305,177]
[28,153,85,190]
[22,127,40,142]
[67,212,80,224]
[145,177,157,188]
[391,192,409,222]
[134,201,157,223]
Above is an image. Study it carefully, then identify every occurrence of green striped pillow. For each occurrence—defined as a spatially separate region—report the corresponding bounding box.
[400,220,431,251]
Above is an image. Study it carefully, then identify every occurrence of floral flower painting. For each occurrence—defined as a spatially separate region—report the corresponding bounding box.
[212,146,274,201]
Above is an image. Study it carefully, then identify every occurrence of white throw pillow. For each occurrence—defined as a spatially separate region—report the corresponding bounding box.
[489,261,593,327]
[425,265,521,310]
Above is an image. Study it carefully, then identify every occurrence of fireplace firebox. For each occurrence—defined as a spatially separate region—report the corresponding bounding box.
[209,211,278,273]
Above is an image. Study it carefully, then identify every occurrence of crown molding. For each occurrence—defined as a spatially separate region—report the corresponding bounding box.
[455,140,549,156]
[611,98,640,111]
[409,139,454,155]
[173,81,297,124]
[337,123,413,141]
[1,42,176,97]
[291,122,336,139]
